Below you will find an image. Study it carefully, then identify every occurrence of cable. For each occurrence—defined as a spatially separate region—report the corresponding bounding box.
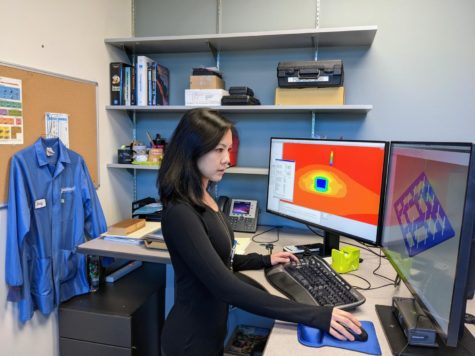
[341,240,388,259]
[346,273,371,290]
[298,225,399,290]
[305,224,323,235]
[251,225,280,244]
[372,247,397,283]
[348,272,395,291]
[396,341,409,356]
[304,224,388,260]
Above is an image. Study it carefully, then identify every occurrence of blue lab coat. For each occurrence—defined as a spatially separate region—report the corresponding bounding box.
[5,137,107,322]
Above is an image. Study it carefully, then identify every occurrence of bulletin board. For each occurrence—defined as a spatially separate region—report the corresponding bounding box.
[0,62,98,204]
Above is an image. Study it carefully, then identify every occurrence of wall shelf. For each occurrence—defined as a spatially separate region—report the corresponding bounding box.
[105,26,377,54]
[107,163,268,175]
[105,24,377,202]
[106,104,372,114]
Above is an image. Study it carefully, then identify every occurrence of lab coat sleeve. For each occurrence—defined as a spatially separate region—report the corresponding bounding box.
[5,156,31,299]
[80,159,107,239]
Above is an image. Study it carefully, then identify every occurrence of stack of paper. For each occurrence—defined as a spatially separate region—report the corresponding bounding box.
[102,221,161,245]
[235,237,251,255]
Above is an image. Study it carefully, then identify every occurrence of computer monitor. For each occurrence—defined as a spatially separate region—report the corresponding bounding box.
[266,138,388,255]
[380,142,475,348]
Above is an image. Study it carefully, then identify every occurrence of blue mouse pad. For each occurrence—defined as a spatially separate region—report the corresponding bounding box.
[297,321,382,355]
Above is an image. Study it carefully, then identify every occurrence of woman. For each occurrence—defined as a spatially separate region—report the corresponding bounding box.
[158,108,363,355]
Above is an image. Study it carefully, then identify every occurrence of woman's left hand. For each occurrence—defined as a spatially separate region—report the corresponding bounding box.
[270,251,299,266]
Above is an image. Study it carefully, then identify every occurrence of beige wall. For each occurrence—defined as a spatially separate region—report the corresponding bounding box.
[0,1,131,355]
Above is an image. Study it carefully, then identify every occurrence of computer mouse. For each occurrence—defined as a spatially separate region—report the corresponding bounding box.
[336,321,368,342]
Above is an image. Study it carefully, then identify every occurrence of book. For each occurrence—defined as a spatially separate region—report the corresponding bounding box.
[144,239,167,250]
[110,62,131,105]
[143,226,166,250]
[130,65,136,105]
[136,55,154,106]
[107,218,146,235]
[147,62,153,106]
[155,62,169,105]
[124,66,131,106]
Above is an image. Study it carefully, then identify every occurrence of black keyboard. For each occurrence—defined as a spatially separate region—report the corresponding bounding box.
[264,254,365,310]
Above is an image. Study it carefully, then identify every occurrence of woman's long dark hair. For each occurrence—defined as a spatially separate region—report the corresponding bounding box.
[158,108,233,209]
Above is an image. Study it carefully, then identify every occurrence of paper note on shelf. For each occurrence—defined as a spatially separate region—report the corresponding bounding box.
[235,237,251,255]
[144,227,164,240]
[103,236,144,245]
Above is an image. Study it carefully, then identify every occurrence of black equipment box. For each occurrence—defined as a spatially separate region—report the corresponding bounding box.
[221,95,261,106]
[277,60,344,88]
[192,67,222,79]
[228,86,255,97]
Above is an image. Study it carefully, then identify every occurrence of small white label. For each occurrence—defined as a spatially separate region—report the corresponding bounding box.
[35,199,46,209]
[288,76,330,83]
[61,186,75,193]
[46,147,55,156]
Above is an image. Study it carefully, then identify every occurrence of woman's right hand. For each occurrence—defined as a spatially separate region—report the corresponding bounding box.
[328,308,362,341]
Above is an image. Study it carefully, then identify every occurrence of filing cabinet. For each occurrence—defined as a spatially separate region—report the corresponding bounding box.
[59,262,166,356]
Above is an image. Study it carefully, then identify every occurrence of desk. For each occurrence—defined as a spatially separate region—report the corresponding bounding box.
[77,236,170,264]
[78,227,475,356]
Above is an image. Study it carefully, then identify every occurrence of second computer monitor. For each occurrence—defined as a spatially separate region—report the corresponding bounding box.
[266,138,388,246]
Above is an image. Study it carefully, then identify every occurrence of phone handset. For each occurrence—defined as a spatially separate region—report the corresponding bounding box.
[217,196,258,233]
[217,196,232,215]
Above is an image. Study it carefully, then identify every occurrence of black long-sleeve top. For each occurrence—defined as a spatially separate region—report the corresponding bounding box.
[161,202,333,356]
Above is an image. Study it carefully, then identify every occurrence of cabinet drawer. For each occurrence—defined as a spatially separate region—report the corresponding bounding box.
[60,309,132,347]
[60,337,133,356]
[59,263,165,354]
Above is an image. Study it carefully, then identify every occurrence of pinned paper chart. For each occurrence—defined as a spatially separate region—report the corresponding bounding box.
[45,112,69,147]
[0,76,23,145]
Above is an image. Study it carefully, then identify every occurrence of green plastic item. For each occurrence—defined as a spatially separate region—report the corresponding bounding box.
[331,246,360,273]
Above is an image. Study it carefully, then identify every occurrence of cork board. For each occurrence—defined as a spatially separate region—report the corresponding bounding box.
[0,63,98,204]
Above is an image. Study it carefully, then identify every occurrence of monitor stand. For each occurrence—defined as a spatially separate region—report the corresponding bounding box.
[322,231,340,257]
[376,304,475,355]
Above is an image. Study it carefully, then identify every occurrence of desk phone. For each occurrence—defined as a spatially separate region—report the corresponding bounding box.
[218,196,258,233]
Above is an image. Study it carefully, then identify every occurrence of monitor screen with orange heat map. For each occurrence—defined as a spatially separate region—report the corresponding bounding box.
[266,138,388,244]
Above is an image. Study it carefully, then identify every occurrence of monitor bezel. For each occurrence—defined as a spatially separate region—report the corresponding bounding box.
[265,137,389,247]
[381,141,475,346]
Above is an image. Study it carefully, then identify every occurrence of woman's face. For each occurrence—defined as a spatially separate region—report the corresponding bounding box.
[197,128,232,185]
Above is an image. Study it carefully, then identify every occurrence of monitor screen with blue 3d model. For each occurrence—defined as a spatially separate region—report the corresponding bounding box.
[381,141,475,347]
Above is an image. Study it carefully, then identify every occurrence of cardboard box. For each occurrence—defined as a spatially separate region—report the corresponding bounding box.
[275,87,345,105]
[190,75,225,89]
[107,218,146,236]
[185,89,229,106]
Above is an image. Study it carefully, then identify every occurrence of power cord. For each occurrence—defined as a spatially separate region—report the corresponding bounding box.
[251,225,281,244]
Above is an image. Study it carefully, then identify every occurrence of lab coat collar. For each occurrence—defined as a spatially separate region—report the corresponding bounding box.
[34,137,71,169]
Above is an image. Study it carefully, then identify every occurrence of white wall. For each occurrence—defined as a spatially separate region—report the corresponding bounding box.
[0,1,131,355]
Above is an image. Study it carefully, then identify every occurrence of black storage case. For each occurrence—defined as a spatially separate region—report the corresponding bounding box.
[228,86,255,97]
[221,95,261,105]
[277,60,344,88]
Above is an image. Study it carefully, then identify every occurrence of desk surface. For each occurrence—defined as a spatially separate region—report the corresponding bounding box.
[78,236,171,264]
[77,227,475,355]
